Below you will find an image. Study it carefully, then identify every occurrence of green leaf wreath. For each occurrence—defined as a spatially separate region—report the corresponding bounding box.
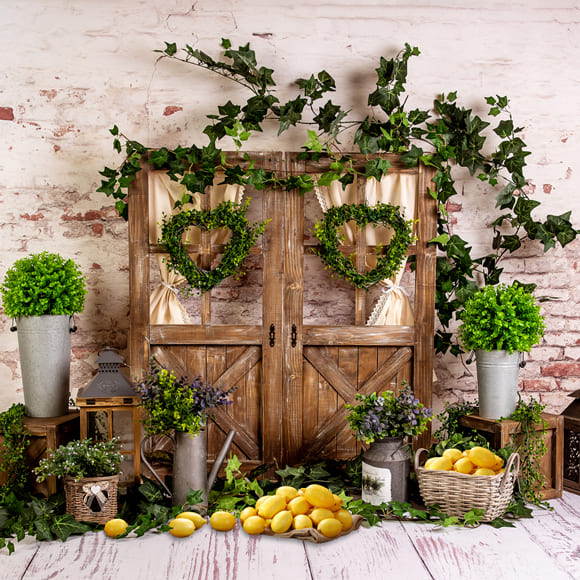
[314,203,414,289]
[159,199,267,294]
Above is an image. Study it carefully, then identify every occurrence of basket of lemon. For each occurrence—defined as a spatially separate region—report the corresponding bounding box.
[414,447,520,522]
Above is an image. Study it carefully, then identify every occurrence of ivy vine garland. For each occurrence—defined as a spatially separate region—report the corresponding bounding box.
[314,203,414,290]
[159,200,267,294]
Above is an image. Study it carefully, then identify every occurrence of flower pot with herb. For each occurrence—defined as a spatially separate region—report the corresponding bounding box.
[458,283,545,420]
[0,251,87,418]
[136,362,237,505]
[34,437,122,524]
[346,386,432,504]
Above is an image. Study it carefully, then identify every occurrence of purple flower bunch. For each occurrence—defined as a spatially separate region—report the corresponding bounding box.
[136,361,236,436]
[345,385,432,444]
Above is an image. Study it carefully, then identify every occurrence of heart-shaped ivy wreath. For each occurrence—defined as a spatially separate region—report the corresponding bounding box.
[159,199,267,294]
[314,203,414,290]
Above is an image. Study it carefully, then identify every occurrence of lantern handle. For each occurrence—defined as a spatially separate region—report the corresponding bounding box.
[69,315,77,334]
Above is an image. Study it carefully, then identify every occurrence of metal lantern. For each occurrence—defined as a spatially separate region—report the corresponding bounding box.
[562,389,580,495]
[76,347,141,487]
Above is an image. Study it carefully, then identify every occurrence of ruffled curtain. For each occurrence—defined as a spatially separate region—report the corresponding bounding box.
[314,173,418,326]
[148,172,245,324]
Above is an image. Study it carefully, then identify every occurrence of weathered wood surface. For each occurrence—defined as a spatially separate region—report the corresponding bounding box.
[4,492,579,579]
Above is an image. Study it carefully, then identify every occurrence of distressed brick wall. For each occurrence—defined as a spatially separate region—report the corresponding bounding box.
[1,1,579,419]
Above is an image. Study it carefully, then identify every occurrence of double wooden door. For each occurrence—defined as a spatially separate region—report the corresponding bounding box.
[128,152,436,469]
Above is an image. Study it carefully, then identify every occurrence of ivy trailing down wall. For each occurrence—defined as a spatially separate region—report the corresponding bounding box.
[98,40,579,353]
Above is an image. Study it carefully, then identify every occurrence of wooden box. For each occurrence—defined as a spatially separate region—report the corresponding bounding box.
[458,412,563,500]
[22,411,80,497]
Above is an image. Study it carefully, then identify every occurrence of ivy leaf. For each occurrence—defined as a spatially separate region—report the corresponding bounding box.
[162,42,177,56]
[278,97,307,134]
[499,234,522,252]
[313,101,346,135]
[429,233,450,246]
[401,144,423,167]
[50,514,92,542]
[364,158,392,180]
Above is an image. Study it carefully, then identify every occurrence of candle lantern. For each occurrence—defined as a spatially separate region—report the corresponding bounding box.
[562,389,580,495]
[76,347,141,487]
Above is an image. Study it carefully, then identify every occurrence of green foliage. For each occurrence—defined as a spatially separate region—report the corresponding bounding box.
[98,40,578,353]
[314,203,414,289]
[34,438,122,482]
[345,386,432,443]
[135,361,236,436]
[0,404,30,500]
[1,252,86,318]
[458,282,545,353]
[159,199,267,294]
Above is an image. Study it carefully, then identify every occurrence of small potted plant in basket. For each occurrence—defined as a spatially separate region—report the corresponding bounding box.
[345,385,432,504]
[458,282,545,419]
[136,361,237,505]
[34,438,122,524]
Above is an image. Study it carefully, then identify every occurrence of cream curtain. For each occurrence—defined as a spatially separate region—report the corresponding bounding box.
[148,172,245,324]
[314,173,418,326]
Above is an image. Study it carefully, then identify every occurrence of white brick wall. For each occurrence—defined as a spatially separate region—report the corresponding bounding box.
[1,0,579,417]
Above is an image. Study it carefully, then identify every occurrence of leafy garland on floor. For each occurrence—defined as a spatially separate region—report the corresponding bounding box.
[313,203,414,289]
[97,39,578,352]
[159,199,267,294]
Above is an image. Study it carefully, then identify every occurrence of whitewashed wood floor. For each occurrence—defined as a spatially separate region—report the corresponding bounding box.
[3,491,579,580]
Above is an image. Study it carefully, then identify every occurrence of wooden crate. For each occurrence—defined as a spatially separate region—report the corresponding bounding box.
[459,412,563,500]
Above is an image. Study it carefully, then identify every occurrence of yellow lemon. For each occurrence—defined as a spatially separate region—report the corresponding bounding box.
[258,495,286,519]
[209,511,236,532]
[469,447,497,469]
[243,515,266,535]
[270,510,293,534]
[239,506,258,524]
[104,518,128,538]
[334,509,353,531]
[176,511,207,529]
[473,467,496,476]
[424,457,438,469]
[255,496,269,511]
[330,494,343,511]
[276,486,299,503]
[288,495,311,516]
[425,456,453,471]
[168,517,196,538]
[317,517,343,539]
[453,457,474,474]
[304,484,335,509]
[492,454,504,470]
[309,508,335,526]
[292,514,313,530]
[442,448,463,464]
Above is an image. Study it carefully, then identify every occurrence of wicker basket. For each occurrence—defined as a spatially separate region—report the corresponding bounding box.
[64,474,119,524]
[414,449,520,522]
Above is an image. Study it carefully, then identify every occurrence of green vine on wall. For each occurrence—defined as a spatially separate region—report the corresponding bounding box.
[0,403,30,500]
[98,39,578,352]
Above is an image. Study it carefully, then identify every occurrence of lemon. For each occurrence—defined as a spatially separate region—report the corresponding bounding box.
[473,467,496,476]
[209,511,236,532]
[270,510,293,534]
[317,517,343,538]
[276,486,299,503]
[334,509,353,531]
[425,456,453,471]
[309,508,335,526]
[330,494,343,511]
[168,517,196,537]
[304,484,335,509]
[442,448,463,464]
[492,454,504,470]
[239,506,258,524]
[243,515,266,535]
[453,457,474,474]
[292,514,313,529]
[288,495,311,516]
[469,447,496,469]
[255,496,269,511]
[176,511,207,529]
[258,494,286,519]
[104,518,128,538]
[424,457,438,469]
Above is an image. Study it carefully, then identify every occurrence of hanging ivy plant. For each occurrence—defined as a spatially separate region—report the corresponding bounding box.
[98,39,578,353]
[314,203,414,289]
[159,199,267,294]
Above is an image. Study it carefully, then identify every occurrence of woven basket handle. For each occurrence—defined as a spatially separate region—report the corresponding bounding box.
[500,452,520,488]
[414,448,429,471]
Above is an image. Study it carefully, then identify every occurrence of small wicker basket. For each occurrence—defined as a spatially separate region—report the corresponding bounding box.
[64,474,119,524]
[414,449,520,522]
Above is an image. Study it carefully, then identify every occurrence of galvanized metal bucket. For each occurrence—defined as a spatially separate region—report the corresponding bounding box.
[16,315,73,417]
[475,349,522,420]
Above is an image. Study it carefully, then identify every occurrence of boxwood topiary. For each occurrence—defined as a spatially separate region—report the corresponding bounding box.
[457,283,545,354]
[1,252,87,318]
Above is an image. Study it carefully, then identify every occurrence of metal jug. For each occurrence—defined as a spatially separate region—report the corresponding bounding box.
[141,429,236,507]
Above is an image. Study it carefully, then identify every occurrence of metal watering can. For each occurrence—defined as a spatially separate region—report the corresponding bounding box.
[141,429,236,506]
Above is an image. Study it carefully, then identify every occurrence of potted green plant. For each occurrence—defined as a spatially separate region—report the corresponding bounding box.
[34,438,122,524]
[345,386,432,504]
[1,251,87,418]
[136,362,237,505]
[458,282,545,419]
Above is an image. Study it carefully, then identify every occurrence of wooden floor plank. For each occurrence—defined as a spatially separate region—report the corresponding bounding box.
[304,521,432,579]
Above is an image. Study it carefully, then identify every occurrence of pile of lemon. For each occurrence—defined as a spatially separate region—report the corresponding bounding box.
[424,446,505,476]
